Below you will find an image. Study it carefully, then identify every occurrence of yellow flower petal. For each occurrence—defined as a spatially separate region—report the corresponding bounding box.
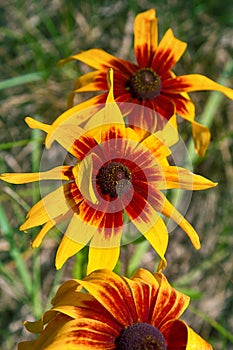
[74,155,98,205]
[87,246,120,275]
[59,48,116,70]
[46,96,102,147]
[84,69,125,141]
[55,236,86,270]
[192,120,211,157]
[0,166,71,184]
[55,214,97,269]
[72,70,104,93]
[51,279,83,306]
[32,220,55,248]
[178,110,211,156]
[131,268,160,288]
[186,324,213,349]
[141,133,171,160]
[25,116,52,134]
[162,166,217,190]
[125,127,140,142]
[48,123,86,154]
[161,196,201,249]
[143,216,168,271]
[26,115,89,155]
[85,220,122,274]
[20,186,70,231]
[24,319,44,334]
[101,68,126,141]
[159,113,179,147]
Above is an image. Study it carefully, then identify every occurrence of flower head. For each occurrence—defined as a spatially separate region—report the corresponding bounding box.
[18,268,213,349]
[0,70,217,273]
[58,9,233,156]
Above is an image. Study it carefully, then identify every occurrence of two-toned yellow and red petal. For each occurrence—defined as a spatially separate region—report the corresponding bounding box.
[163,74,233,100]
[150,274,189,328]
[78,270,138,326]
[59,48,136,76]
[162,319,213,349]
[161,91,196,120]
[122,276,157,323]
[151,28,187,76]
[134,9,158,67]
[20,314,119,349]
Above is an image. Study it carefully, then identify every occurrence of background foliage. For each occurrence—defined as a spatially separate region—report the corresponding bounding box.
[0,0,233,349]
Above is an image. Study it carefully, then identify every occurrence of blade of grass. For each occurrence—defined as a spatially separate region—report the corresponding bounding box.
[190,305,233,343]
[0,72,43,90]
[0,139,33,150]
[0,205,32,296]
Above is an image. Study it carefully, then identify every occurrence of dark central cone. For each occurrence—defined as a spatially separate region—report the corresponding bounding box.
[96,161,132,198]
[127,68,161,100]
[116,322,167,350]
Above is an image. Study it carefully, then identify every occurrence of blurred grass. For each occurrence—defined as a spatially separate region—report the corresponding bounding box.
[0,0,233,349]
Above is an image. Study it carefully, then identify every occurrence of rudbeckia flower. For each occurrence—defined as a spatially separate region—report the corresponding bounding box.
[58,8,233,156]
[18,268,213,349]
[0,70,217,273]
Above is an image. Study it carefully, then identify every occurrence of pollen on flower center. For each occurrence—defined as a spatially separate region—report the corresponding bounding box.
[127,68,161,100]
[96,161,132,198]
[116,322,166,350]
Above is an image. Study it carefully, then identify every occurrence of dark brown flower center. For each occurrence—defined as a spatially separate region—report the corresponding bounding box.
[96,161,132,198]
[116,322,166,350]
[127,68,161,100]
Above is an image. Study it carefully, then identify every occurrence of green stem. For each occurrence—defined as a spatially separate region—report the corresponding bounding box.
[73,246,88,279]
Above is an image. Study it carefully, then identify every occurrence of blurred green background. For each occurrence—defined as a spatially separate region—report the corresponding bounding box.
[0,0,233,349]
